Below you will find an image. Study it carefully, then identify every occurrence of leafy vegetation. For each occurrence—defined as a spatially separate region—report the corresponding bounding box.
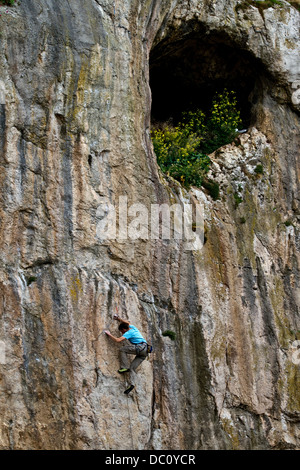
[254,164,264,175]
[26,276,37,286]
[162,330,177,341]
[254,0,283,7]
[236,0,299,13]
[233,192,243,208]
[151,89,242,190]
[201,178,220,201]
[289,2,300,12]
[0,0,16,5]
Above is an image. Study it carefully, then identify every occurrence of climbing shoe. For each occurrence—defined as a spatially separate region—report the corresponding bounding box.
[124,384,135,395]
[118,368,130,374]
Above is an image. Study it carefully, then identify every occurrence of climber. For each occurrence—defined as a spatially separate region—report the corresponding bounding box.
[104,314,148,395]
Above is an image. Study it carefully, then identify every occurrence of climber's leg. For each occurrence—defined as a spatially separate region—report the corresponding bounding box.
[128,343,148,385]
[119,342,148,388]
[119,341,137,372]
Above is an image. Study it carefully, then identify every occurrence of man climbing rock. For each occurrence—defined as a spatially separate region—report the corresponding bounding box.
[104,314,148,394]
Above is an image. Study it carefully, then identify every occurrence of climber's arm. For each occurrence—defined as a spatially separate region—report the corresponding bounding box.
[104,330,126,343]
[113,314,130,327]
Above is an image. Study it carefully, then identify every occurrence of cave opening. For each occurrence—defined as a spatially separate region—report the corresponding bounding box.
[150,29,264,130]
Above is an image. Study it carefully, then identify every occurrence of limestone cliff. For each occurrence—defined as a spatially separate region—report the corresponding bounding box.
[0,0,299,449]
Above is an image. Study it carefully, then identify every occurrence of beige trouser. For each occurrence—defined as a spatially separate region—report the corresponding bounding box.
[120,341,148,385]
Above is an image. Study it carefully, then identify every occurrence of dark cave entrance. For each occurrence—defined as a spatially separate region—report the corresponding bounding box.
[150,30,264,129]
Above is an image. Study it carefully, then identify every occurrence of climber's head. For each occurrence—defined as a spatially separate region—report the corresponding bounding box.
[118,322,130,334]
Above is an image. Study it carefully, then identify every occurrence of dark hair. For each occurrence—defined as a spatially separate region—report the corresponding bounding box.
[118,322,129,332]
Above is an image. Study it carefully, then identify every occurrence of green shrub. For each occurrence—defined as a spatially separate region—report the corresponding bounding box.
[151,120,210,188]
[201,89,242,154]
[201,178,220,201]
[162,330,176,341]
[236,0,283,12]
[0,1,16,5]
[289,2,300,12]
[151,89,242,190]
[233,192,243,208]
[252,0,283,8]
[254,164,264,175]
[26,276,37,286]
[236,0,300,13]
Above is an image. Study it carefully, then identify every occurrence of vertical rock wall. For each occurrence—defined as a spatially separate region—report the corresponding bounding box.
[0,0,299,449]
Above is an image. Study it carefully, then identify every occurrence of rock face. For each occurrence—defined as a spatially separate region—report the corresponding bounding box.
[0,0,299,450]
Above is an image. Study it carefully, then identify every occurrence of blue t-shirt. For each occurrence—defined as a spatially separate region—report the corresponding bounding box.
[123,325,146,344]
